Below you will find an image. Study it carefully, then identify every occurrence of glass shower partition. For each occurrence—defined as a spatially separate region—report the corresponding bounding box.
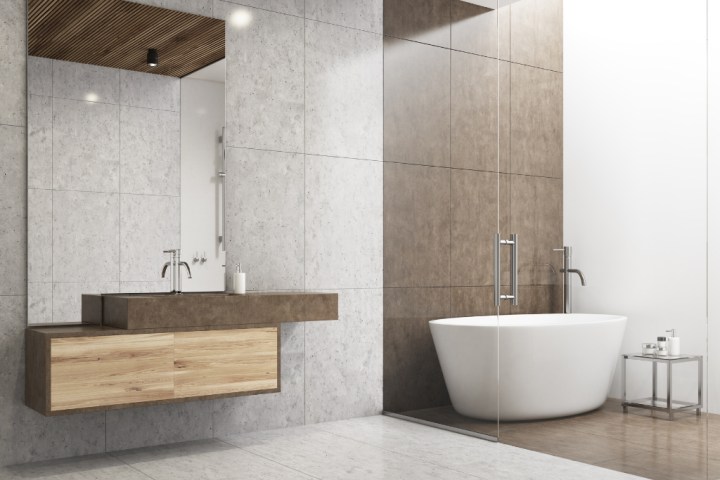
[381,0,503,440]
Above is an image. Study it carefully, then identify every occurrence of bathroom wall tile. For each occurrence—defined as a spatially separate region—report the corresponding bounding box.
[450,169,499,287]
[28,95,53,189]
[221,4,304,152]
[53,282,120,323]
[120,106,180,196]
[28,283,53,325]
[451,51,498,172]
[510,174,563,286]
[384,0,450,48]
[225,147,304,291]
[28,188,52,283]
[27,56,52,97]
[120,194,180,282]
[106,400,214,451]
[0,297,26,399]
[0,125,27,296]
[510,63,562,178]
[214,0,303,17]
[384,162,451,288]
[120,280,172,293]
[510,0,563,72]
[305,156,382,289]
[450,0,498,58]
[129,0,213,16]
[305,289,383,423]
[383,287,451,412]
[509,285,561,315]
[451,286,500,317]
[53,98,120,193]
[0,296,107,466]
[53,60,119,104]
[53,190,119,284]
[499,61,511,173]
[305,21,383,161]
[119,70,180,112]
[0,0,26,127]
[384,38,450,167]
[212,323,305,436]
[306,0,382,33]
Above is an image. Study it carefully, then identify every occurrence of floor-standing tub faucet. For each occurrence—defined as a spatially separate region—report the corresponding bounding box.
[553,246,587,314]
[162,249,193,293]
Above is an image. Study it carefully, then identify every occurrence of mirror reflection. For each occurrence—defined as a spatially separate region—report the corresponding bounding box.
[26,0,226,324]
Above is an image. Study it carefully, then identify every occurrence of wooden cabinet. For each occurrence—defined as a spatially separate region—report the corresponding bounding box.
[26,326,279,415]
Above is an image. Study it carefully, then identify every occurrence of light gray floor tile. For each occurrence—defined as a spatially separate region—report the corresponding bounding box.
[222,425,484,480]
[113,439,313,480]
[0,454,151,480]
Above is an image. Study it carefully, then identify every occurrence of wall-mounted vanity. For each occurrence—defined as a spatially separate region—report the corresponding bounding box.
[24,0,339,416]
[26,292,337,416]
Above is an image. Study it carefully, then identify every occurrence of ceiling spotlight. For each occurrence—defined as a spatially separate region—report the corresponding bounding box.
[147,48,158,67]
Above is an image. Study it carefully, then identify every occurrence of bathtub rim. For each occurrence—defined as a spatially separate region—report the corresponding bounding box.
[429,313,627,328]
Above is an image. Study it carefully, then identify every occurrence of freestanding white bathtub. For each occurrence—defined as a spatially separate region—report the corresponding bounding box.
[429,314,627,421]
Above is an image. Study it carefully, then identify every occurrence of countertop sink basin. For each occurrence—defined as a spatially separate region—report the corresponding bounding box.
[82,291,338,330]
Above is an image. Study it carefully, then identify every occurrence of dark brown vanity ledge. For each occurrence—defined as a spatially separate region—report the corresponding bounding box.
[82,291,338,330]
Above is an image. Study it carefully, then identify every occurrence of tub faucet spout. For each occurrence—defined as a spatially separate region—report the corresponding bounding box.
[553,247,587,313]
[562,268,587,287]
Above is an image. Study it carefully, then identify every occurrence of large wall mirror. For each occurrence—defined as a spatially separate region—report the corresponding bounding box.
[26,0,227,324]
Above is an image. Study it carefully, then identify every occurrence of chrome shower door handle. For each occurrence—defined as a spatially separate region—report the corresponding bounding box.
[510,233,518,306]
[494,233,501,306]
[494,233,519,307]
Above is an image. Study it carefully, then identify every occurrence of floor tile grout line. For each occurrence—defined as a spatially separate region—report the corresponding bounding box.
[215,437,324,480]
[307,420,492,480]
[104,451,157,480]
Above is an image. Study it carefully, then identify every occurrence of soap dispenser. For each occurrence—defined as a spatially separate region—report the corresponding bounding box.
[666,329,680,356]
[233,264,246,294]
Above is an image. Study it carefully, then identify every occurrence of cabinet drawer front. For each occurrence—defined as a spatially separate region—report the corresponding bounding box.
[174,327,279,398]
[50,333,175,411]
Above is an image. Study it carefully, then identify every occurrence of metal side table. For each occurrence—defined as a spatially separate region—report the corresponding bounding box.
[621,353,703,420]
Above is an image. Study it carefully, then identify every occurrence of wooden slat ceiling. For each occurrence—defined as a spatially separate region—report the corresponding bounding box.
[28,0,225,78]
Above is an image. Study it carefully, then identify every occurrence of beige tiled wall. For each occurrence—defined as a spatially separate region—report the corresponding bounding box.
[383,0,564,413]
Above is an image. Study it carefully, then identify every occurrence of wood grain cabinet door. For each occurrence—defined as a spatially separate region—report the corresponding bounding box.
[173,328,279,398]
[50,333,175,411]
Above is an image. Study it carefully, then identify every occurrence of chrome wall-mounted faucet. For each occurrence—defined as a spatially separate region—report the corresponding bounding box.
[553,246,587,313]
[162,249,192,294]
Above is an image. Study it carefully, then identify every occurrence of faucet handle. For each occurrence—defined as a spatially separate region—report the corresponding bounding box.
[163,249,178,254]
[553,248,565,252]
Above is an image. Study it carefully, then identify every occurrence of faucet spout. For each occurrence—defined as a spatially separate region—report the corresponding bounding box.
[563,268,587,286]
[161,261,171,278]
[179,261,192,280]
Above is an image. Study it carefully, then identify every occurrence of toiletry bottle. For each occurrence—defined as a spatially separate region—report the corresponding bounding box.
[666,329,680,356]
[656,336,668,356]
[233,264,246,294]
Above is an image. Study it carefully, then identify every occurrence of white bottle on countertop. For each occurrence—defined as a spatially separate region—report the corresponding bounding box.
[666,329,681,356]
[233,264,246,294]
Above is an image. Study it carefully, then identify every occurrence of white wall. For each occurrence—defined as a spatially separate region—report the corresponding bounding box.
[709,0,720,414]
[180,77,226,292]
[564,1,708,407]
